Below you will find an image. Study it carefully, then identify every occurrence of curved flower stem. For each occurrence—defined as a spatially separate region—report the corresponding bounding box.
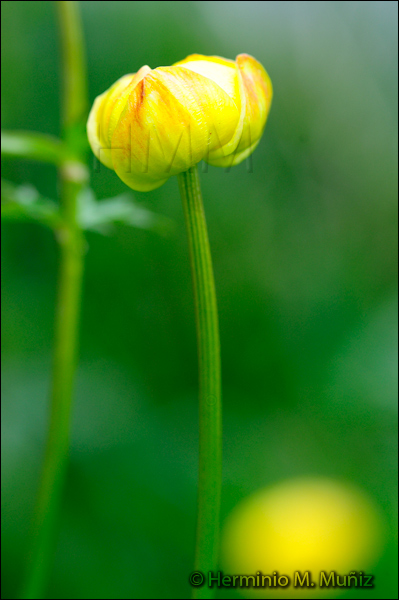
[178,166,222,600]
[20,2,87,598]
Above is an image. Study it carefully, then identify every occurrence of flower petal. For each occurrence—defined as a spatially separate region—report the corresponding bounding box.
[174,54,239,106]
[110,66,240,191]
[175,54,246,162]
[206,54,273,167]
[87,68,151,170]
[237,53,272,146]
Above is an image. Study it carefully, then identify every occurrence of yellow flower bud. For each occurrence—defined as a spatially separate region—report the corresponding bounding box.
[221,478,384,598]
[87,54,272,191]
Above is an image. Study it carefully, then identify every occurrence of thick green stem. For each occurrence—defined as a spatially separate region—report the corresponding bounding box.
[178,166,222,600]
[20,2,87,598]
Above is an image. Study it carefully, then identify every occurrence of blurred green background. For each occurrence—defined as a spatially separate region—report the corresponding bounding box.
[1,1,397,598]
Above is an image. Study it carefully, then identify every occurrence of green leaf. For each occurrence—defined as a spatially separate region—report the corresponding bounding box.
[1,179,63,229]
[78,188,173,235]
[1,130,71,165]
[1,181,173,236]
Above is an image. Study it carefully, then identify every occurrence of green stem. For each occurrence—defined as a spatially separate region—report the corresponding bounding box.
[57,0,87,147]
[20,2,87,598]
[21,205,84,600]
[178,166,222,600]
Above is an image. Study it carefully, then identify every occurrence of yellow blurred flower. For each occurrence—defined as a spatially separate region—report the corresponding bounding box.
[222,478,384,598]
[87,54,272,191]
